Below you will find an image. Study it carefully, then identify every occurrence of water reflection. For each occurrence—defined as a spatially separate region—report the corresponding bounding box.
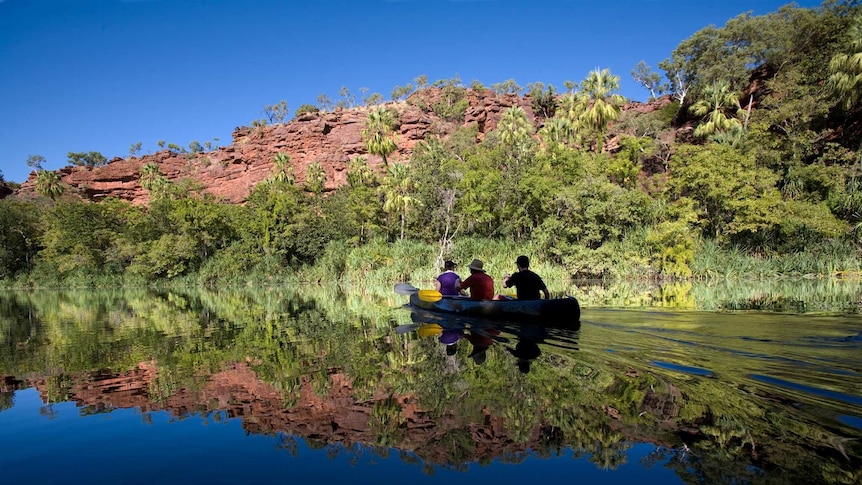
[0,287,860,484]
[404,306,582,375]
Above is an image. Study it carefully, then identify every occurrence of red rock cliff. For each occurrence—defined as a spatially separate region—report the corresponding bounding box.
[14,89,668,205]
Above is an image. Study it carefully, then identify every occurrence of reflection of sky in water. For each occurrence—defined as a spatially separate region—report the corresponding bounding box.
[1,289,860,483]
[651,360,714,377]
[0,388,686,484]
[749,374,862,406]
[839,415,862,430]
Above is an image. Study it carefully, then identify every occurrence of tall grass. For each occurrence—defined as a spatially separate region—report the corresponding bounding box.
[296,236,580,298]
[691,239,861,279]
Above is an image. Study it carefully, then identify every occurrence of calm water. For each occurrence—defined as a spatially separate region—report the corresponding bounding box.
[1,283,860,484]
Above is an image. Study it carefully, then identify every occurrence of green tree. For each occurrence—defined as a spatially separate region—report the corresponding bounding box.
[346,156,376,188]
[0,200,41,278]
[139,163,176,200]
[538,117,576,154]
[337,86,355,108]
[305,162,326,195]
[689,80,743,140]
[496,106,534,149]
[244,179,311,262]
[432,81,469,122]
[379,163,421,240]
[667,144,782,243]
[294,104,319,117]
[527,82,558,119]
[26,154,45,170]
[609,135,654,188]
[828,16,862,111]
[35,170,63,200]
[631,61,668,100]
[580,68,626,153]
[391,83,413,101]
[271,153,295,184]
[316,94,333,111]
[67,151,107,168]
[364,92,383,106]
[407,134,467,243]
[362,107,399,167]
[264,99,289,124]
[491,79,523,95]
[129,142,143,158]
[37,200,123,277]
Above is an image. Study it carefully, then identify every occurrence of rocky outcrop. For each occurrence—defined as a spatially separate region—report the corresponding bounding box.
[13,90,671,205]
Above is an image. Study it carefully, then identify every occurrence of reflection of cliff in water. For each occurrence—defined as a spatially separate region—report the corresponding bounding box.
[2,361,585,467]
[1,288,860,483]
[1,341,856,484]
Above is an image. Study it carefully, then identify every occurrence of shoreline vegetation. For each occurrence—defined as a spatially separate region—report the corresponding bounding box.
[2,2,862,306]
[2,237,862,314]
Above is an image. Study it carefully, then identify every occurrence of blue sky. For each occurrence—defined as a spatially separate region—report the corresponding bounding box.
[1,0,824,183]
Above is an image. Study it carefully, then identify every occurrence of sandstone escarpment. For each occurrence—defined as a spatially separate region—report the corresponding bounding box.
[13,90,669,205]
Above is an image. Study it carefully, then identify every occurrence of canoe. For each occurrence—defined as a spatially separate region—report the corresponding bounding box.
[408,293,580,326]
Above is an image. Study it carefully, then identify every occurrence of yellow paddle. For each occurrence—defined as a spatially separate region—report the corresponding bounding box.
[417,289,443,302]
[394,283,443,302]
[417,323,443,337]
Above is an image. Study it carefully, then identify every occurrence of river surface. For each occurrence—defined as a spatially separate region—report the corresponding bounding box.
[0,284,860,484]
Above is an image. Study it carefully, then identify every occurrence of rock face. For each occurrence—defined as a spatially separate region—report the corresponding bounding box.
[13,90,671,205]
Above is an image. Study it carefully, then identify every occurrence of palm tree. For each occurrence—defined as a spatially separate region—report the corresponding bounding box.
[580,68,626,153]
[379,163,421,240]
[139,162,174,199]
[558,90,589,123]
[362,107,399,167]
[271,153,295,184]
[35,170,63,200]
[496,106,533,147]
[538,117,575,153]
[346,156,375,188]
[305,162,326,195]
[689,80,743,139]
[828,17,862,111]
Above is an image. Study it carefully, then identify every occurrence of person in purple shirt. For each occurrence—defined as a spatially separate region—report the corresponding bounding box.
[435,260,462,296]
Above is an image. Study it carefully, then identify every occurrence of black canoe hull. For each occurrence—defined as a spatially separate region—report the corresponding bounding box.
[409,293,580,326]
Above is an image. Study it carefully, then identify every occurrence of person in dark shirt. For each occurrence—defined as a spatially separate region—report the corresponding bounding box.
[459,259,495,300]
[503,255,549,300]
[435,260,462,296]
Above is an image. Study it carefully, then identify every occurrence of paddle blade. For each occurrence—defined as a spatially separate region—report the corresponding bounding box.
[417,324,443,337]
[417,290,443,302]
[394,283,419,295]
[395,323,420,335]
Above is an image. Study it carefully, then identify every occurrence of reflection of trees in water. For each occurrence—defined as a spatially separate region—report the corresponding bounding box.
[0,391,13,412]
[573,278,862,312]
[2,288,861,482]
[502,390,540,443]
[369,396,405,448]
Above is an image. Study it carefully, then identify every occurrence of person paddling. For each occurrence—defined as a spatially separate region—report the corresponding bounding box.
[459,259,495,300]
[503,255,549,300]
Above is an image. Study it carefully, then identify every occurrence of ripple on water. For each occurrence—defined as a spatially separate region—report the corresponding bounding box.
[650,360,715,377]
[839,414,862,430]
[749,374,862,406]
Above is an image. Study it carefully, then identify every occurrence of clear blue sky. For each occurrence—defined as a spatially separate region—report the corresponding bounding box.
[0,0,824,183]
